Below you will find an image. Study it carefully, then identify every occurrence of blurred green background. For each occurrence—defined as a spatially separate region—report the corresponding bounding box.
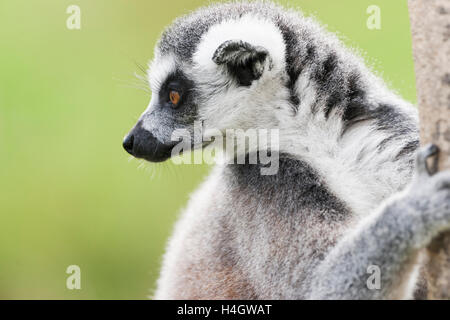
[0,0,416,299]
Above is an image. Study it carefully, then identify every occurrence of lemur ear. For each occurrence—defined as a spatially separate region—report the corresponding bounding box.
[212,40,273,86]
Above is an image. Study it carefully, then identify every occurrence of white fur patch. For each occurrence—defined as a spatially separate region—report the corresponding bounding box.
[148,54,177,93]
[193,15,286,73]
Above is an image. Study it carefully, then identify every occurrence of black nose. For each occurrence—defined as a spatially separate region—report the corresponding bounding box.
[123,134,134,155]
[123,122,174,162]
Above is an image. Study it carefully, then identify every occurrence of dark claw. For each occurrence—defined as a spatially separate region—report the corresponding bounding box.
[417,144,440,176]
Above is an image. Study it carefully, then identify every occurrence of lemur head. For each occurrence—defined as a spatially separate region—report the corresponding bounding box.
[123,2,290,162]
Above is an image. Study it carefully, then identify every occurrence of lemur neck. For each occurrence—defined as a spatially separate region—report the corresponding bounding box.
[277,93,418,217]
[274,57,419,216]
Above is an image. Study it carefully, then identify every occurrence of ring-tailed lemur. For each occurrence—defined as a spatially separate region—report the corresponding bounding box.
[122,1,450,299]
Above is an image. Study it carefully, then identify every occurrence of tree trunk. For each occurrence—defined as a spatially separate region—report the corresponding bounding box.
[408,0,450,299]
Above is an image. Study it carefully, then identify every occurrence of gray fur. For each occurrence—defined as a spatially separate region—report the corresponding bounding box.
[311,146,450,299]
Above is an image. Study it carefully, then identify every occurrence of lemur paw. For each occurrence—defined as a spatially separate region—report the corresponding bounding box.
[415,143,439,178]
[404,144,450,240]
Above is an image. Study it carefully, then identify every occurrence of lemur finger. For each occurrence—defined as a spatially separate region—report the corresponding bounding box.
[431,171,450,191]
[415,144,439,179]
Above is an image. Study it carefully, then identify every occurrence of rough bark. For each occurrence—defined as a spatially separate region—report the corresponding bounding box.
[408,0,450,300]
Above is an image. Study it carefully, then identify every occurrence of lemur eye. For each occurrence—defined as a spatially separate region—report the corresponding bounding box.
[169,90,181,107]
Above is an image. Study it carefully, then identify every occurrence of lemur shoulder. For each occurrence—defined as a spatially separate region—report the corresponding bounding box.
[122,1,450,299]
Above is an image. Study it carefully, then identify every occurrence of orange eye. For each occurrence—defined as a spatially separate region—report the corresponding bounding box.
[169,90,181,106]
